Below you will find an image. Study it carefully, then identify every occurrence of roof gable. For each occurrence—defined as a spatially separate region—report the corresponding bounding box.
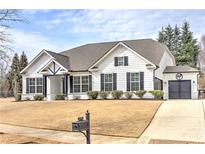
[60,39,169,71]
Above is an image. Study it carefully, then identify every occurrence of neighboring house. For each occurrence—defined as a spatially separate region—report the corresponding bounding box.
[20,39,199,100]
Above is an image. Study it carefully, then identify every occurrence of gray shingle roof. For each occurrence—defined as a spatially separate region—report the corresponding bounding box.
[163,66,199,73]
[45,50,70,70]
[55,39,170,71]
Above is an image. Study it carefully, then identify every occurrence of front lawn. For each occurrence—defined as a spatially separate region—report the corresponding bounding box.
[0,132,67,144]
[0,98,162,138]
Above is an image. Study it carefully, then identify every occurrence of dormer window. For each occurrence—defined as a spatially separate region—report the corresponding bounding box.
[114,56,128,66]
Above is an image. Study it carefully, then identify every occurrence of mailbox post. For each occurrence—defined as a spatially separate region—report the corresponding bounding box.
[72,110,91,144]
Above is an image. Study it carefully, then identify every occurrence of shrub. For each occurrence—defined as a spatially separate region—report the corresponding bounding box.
[111,90,123,99]
[15,94,21,102]
[135,90,147,99]
[55,94,65,100]
[99,91,109,99]
[87,91,99,99]
[33,95,44,101]
[149,90,164,100]
[124,92,133,99]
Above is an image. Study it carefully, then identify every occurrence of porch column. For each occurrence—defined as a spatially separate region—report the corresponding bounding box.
[43,75,47,97]
[64,74,68,97]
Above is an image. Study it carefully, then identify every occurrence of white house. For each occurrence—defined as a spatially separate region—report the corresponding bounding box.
[20,39,199,100]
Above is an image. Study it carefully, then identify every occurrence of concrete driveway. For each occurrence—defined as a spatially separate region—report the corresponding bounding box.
[137,100,205,143]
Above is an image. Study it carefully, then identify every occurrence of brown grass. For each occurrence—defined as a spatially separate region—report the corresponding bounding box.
[0,98,162,138]
[0,132,67,144]
[149,139,205,144]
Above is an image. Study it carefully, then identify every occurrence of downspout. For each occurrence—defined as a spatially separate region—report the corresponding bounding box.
[153,65,159,90]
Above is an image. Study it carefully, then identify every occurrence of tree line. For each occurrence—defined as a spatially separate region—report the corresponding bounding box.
[157,21,199,67]
[0,52,28,97]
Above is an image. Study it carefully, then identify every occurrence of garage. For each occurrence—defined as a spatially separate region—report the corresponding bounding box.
[163,66,199,100]
[168,80,191,99]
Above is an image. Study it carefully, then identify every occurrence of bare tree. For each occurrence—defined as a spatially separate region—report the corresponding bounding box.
[0,10,24,97]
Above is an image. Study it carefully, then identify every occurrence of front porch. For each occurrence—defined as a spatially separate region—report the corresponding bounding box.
[44,75,68,101]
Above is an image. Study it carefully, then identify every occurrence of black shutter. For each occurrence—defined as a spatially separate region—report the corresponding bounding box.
[114,57,118,66]
[70,76,73,93]
[124,56,128,66]
[89,75,92,91]
[113,73,117,90]
[64,75,68,95]
[127,72,130,91]
[101,74,104,91]
[140,72,144,90]
[43,76,47,97]
[26,78,29,94]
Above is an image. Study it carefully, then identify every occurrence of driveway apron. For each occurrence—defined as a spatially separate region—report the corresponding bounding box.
[137,100,205,143]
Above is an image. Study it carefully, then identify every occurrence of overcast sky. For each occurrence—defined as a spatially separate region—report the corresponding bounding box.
[10,9,205,61]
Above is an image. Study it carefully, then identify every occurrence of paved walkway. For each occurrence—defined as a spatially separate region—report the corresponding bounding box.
[0,123,137,144]
[137,100,205,143]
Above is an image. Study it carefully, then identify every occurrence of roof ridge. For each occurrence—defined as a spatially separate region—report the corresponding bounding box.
[45,49,70,58]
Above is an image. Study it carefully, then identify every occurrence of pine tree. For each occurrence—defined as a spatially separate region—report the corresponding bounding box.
[157,22,199,67]
[158,27,166,43]
[19,51,28,93]
[19,51,28,72]
[173,25,181,56]
[164,24,174,52]
[8,53,21,95]
[158,24,174,52]
[177,22,199,66]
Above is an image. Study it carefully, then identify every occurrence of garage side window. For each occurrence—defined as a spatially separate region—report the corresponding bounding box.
[26,78,43,94]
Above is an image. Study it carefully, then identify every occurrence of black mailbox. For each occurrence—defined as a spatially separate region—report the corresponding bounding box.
[72,119,88,132]
[71,110,90,144]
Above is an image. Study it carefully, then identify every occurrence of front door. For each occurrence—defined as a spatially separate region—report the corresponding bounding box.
[168,80,191,99]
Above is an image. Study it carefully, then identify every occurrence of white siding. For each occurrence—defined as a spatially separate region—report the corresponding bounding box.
[91,45,155,98]
[155,51,175,80]
[163,73,199,99]
[22,52,52,100]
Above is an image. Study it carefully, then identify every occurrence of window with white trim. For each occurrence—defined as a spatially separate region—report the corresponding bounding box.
[118,57,124,66]
[73,76,89,93]
[73,76,81,93]
[130,73,140,91]
[27,78,43,94]
[104,74,113,91]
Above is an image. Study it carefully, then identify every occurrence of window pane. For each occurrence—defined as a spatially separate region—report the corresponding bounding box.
[131,73,139,81]
[37,78,43,85]
[29,86,35,93]
[118,57,124,66]
[131,82,140,91]
[30,78,35,85]
[37,86,43,93]
[73,76,80,84]
[74,85,80,93]
[82,76,88,84]
[105,83,112,91]
[82,85,89,92]
[105,74,112,82]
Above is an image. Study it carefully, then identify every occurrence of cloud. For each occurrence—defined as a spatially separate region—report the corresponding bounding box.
[9,10,205,61]
[10,29,66,60]
[46,10,205,41]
